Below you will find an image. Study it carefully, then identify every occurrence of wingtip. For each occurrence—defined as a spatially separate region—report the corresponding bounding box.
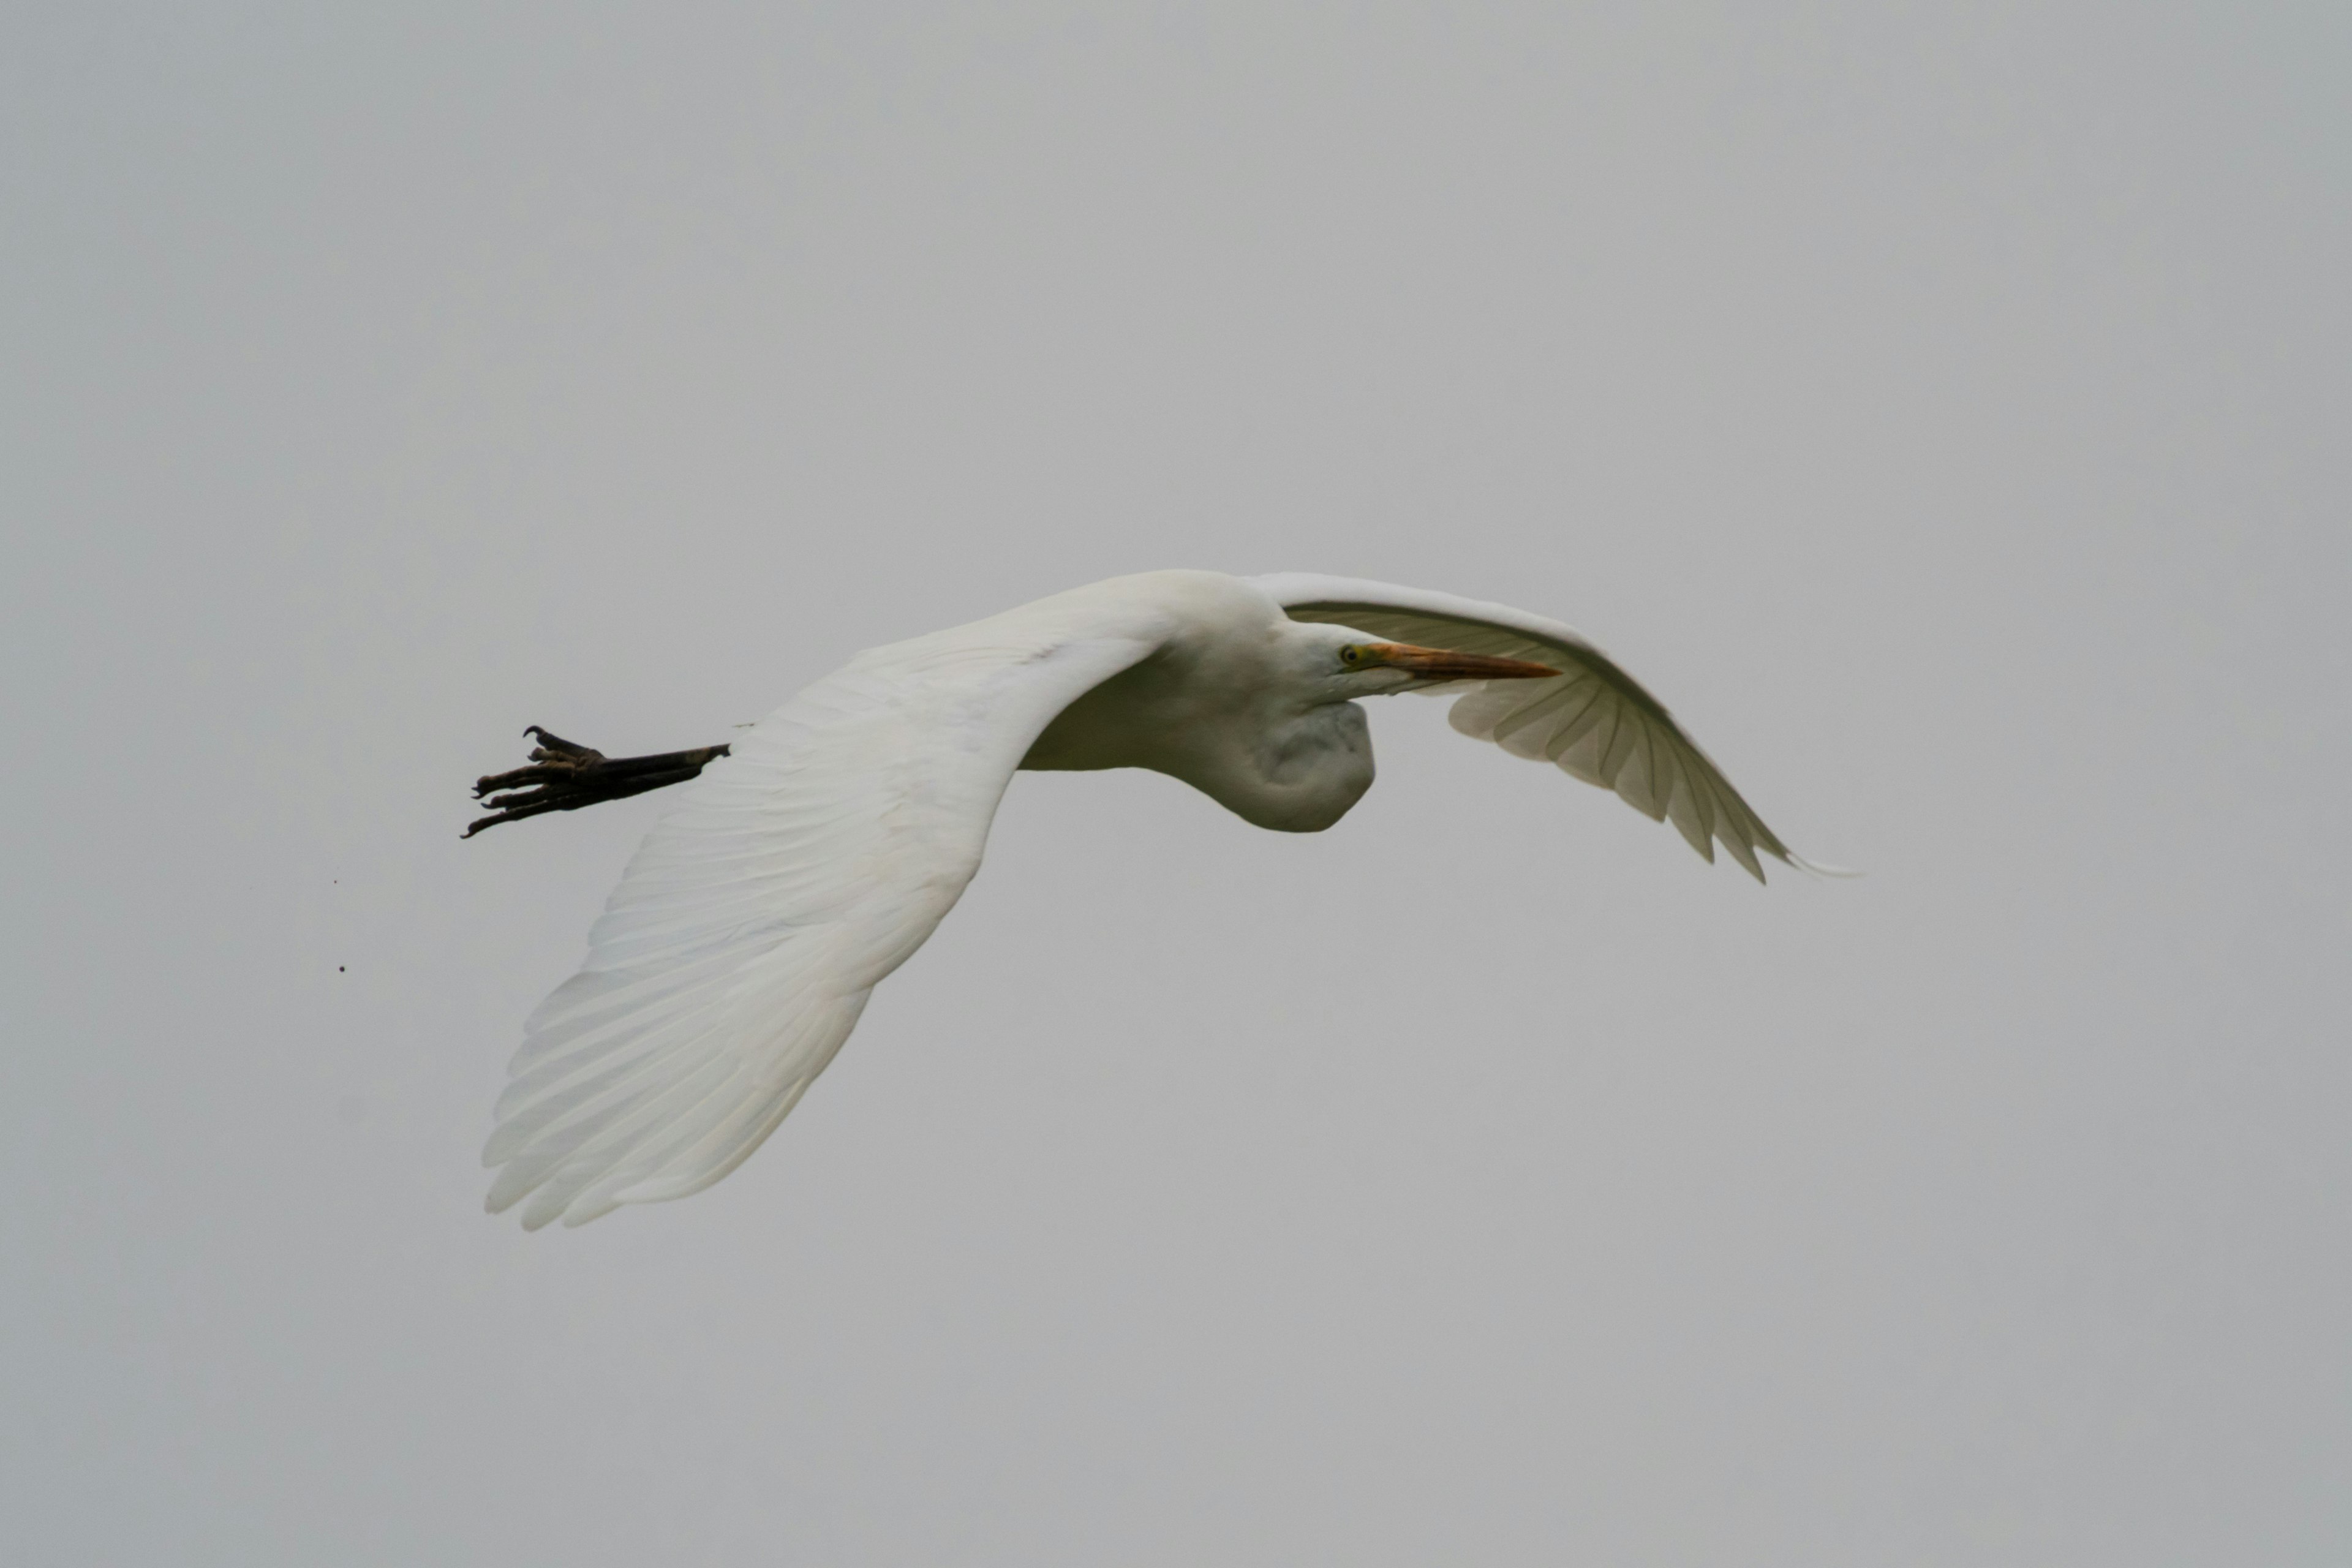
[1782,851,1864,880]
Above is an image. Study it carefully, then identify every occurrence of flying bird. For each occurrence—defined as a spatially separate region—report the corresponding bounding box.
[467,570,1833,1228]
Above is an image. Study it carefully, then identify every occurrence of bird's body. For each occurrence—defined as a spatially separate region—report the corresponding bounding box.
[476,569,1828,1229]
[1018,571,1378,830]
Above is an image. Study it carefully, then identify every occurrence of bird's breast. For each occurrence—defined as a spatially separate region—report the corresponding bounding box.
[1021,659,1374,834]
[1225,702,1374,831]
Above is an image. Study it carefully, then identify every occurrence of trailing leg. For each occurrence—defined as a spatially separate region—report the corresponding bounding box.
[465,726,731,837]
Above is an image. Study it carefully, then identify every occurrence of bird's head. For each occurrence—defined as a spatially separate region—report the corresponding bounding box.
[1298,621,1561,696]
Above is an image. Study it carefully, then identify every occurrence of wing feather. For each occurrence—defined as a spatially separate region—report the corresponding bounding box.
[1254,572,1819,881]
[484,608,1160,1227]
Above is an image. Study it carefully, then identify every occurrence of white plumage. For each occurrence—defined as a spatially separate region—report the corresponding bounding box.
[1260,574,1808,878]
[484,570,1828,1228]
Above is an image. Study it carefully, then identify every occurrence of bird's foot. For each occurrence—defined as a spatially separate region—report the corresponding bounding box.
[464,726,731,837]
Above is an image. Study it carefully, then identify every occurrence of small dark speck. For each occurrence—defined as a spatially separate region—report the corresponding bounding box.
[338,966,346,973]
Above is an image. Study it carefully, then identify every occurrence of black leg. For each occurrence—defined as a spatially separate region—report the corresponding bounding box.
[464,725,733,837]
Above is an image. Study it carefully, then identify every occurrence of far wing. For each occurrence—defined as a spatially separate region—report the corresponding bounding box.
[1253,572,1819,881]
[484,612,1159,1228]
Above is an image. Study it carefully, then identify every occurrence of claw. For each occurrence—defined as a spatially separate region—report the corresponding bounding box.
[463,728,731,837]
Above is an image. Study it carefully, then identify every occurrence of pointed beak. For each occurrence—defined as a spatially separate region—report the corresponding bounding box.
[1360,642,1562,680]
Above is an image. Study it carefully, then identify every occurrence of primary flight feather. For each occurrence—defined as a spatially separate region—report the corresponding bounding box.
[470,569,1830,1228]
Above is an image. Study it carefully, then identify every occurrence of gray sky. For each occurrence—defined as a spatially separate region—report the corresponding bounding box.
[6,4,2347,1562]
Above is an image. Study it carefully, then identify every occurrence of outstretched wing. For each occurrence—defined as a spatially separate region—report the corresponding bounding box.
[1253,573,1818,881]
[484,609,1161,1229]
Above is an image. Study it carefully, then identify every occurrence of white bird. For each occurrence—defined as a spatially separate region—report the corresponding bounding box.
[468,570,1830,1229]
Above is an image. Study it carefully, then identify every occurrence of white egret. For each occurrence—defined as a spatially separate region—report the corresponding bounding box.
[468,570,1831,1229]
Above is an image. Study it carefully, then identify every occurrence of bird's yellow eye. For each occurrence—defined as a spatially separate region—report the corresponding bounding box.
[1340,645,1362,665]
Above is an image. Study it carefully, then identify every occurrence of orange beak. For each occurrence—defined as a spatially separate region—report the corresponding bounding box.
[1361,642,1561,680]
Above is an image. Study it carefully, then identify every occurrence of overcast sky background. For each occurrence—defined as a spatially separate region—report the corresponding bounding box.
[6,4,2348,1563]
